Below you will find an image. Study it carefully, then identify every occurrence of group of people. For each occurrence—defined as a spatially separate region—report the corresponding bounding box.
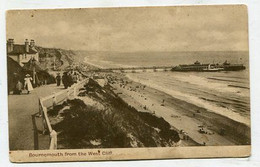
[13,74,34,95]
[12,70,82,95]
[56,70,81,89]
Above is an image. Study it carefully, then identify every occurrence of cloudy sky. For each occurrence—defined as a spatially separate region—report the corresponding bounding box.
[6,5,248,52]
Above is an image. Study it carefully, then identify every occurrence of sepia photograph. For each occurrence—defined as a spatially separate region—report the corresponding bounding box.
[6,5,250,162]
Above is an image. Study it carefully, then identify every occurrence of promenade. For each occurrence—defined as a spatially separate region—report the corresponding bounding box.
[8,84,63,150]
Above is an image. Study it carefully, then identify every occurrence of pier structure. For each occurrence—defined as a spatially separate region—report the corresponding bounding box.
[91,65,173,73]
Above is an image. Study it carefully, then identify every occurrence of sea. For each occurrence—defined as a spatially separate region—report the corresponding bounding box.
[84,51,250,126]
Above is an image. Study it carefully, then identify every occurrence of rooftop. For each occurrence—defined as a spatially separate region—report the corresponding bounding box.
[8,44,38,55]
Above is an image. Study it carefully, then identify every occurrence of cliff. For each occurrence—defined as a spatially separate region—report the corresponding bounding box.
[35,46,75,71]
[48,79,180,149]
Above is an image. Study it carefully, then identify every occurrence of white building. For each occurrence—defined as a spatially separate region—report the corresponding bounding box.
[7,39,39,66]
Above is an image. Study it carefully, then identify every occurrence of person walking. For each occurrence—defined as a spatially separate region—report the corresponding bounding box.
[13,80,23,95]
[24,74,33,94]
[56,73,61,86]
[68,72,73,87]
[72,72,78,83]
[62,72,69,89]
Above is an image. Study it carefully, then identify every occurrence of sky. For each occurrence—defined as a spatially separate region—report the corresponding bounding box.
[6,5,248,52]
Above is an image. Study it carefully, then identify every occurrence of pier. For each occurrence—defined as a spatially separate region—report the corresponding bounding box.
[91,66,174,73]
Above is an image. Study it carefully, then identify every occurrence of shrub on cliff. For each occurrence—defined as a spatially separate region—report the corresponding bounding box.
[51,79,180,149]
[52,99,131,148]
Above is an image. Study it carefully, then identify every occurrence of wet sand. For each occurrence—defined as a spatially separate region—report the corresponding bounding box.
[108,73,250,146]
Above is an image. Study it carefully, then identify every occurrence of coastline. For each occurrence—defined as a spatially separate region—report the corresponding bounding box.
[125,72,250,126]
[84,56,138,69]
[81,58,250,146]
[108,73,250,146]
[84,57,105,69]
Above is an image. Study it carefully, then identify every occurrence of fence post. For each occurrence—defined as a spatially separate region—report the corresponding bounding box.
[49,130,57,150]
[42,107,48,135]
[52,93,57,108]
[39,99,42,117]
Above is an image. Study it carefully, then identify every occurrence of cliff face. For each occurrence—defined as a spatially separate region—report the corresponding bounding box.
[35,46,75,70]
[49,79,180,149]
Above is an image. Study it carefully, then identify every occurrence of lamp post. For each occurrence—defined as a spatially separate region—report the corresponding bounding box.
[31,57,37,85]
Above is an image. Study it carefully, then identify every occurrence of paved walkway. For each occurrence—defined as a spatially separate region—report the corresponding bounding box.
[8,84,64,150]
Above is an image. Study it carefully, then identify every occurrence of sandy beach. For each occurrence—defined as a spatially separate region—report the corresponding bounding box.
[75,55,250,147]
[107,73,250,146]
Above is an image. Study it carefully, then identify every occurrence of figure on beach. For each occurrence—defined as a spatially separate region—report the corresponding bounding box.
[24,74,33,94]
[56,73,61,86]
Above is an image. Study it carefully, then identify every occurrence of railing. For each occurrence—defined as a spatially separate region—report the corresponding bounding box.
[38,79,88,150]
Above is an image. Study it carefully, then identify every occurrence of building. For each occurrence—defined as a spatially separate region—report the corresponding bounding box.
[7,39,39,66]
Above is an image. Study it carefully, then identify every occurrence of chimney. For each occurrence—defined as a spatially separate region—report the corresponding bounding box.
[25,39,29,52]
[30,39,35,48]
[7,39,14,53]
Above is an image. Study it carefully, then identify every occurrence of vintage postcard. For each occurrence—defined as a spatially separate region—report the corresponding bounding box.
[6,5,250,162]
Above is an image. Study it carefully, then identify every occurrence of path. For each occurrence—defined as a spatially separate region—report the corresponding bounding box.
[8,84,64,150]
